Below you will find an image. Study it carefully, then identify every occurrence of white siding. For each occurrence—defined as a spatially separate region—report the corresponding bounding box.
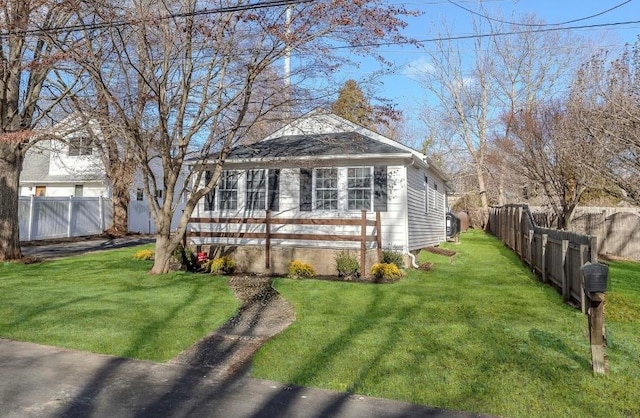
[20,184,107,197]
[191,166,408,251]
[406,165,446,251]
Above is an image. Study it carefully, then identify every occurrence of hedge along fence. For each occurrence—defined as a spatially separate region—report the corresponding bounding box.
[487,205,598,312]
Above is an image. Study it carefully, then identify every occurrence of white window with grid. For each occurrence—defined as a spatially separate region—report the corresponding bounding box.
[246,169,266,210]
[219,170,239,210]
[314,168,338,210]
[347,167,372,211]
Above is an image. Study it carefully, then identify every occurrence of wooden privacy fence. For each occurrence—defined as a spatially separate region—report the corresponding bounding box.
[488,205,598,312]
[530,206,640,261]
[187,210,382,272]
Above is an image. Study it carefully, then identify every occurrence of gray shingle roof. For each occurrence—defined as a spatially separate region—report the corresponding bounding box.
[20,141,105,183]
[20,147,51,182]
[227,132,409,160]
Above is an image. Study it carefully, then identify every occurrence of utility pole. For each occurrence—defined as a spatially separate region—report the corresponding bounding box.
[284,5,292,120]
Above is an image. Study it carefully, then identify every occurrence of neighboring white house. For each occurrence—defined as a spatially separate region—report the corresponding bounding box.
[187,110,450,275]
[20,138,109,198]
[19,118,187,234]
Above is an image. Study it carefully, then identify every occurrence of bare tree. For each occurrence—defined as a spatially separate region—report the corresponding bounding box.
[575,42,640,205]
[416,11,588,225]
[415,17,498,226]
[505,99,609,229]
[0,0,80,260]
[71,0,416,274]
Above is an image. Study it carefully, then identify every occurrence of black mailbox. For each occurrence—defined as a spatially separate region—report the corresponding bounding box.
[581,262,609,293]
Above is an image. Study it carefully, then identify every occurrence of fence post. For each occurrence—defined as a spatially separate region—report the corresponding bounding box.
[528,230,534,268]
[98,195,105,232]
[265,210,271,269]
[361,210,367,277]
[67,196,74,238]
[27,195,35,241]
[376,211,382,262]
[517,206,523,257]
[541,234,548,283]
[590,236,598,263]
[561,239,569,301]
[579,244,588,314]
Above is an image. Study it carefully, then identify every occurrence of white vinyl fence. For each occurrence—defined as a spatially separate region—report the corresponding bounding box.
[19,196,113,241]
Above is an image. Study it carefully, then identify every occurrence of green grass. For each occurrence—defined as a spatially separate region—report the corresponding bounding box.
[0,245,239,362]
[253,230,640,418]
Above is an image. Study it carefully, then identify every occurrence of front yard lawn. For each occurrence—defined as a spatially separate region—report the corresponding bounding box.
[0,245,239,362]
[252,230,640,418]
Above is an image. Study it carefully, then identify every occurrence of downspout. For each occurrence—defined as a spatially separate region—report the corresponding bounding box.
[406,251,419,268]
[405,158,419,269]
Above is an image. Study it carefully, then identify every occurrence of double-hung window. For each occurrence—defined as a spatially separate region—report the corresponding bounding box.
[219,170,239,210]
[315,168,338,210]
[68,137,92,156]
[347,167,372,210]
[246,169,266,210]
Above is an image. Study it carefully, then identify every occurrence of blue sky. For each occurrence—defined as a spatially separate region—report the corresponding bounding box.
[335,0,640,141]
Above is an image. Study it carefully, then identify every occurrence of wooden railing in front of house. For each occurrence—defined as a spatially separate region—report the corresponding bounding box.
[187,210,382,272]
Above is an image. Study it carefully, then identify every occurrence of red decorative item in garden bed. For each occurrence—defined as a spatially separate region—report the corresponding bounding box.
[197,252,209,263]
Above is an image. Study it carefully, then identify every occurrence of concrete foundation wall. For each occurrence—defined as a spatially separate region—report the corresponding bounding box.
[196,244,381,276]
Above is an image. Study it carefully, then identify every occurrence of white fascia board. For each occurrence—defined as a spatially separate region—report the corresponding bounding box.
[215,153,413,169]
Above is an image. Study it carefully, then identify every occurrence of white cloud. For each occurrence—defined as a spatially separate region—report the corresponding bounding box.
[402,56,435,79]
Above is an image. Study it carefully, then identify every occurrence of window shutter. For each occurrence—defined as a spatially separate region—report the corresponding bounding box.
[299,168,313,211]
[268,169,280,211]
[204,170,216,211]
[373,166,388,212]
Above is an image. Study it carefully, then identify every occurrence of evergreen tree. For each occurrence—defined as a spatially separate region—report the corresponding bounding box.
[331,80,374,128]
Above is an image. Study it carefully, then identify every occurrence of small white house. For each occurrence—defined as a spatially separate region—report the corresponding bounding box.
[188,110,450,276]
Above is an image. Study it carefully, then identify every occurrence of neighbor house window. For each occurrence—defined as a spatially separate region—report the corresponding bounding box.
[246,169,266,210]
[74,185,83,197]
[155,189,163,199]
[68,137,92,156]
[315,168,338,210]
[136,188,144,201]
[347,167,372,210]
[219,170,238,210]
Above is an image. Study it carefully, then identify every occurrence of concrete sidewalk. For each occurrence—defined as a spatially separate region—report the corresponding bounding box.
[0,339,488,418]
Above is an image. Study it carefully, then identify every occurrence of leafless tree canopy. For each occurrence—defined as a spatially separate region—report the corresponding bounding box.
[55,0,416,273]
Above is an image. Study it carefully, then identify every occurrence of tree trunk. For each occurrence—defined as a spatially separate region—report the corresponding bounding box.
[476,165,490,228]
[0,143,23,260]
[150,233,179,274]
[108,183,130,236]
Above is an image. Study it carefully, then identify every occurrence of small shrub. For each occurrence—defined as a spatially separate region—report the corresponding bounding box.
[133,249,154,261]
[335,251,360,278]
[381,249,405,269]
[370,262,404,281]
[201,258,215,272]
[208,256,235,275]
[288,260,315,279]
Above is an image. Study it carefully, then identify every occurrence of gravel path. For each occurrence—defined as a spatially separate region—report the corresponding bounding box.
[169,276,295,379]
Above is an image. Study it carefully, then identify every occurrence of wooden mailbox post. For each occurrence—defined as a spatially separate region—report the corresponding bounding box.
[581,262,609,375]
